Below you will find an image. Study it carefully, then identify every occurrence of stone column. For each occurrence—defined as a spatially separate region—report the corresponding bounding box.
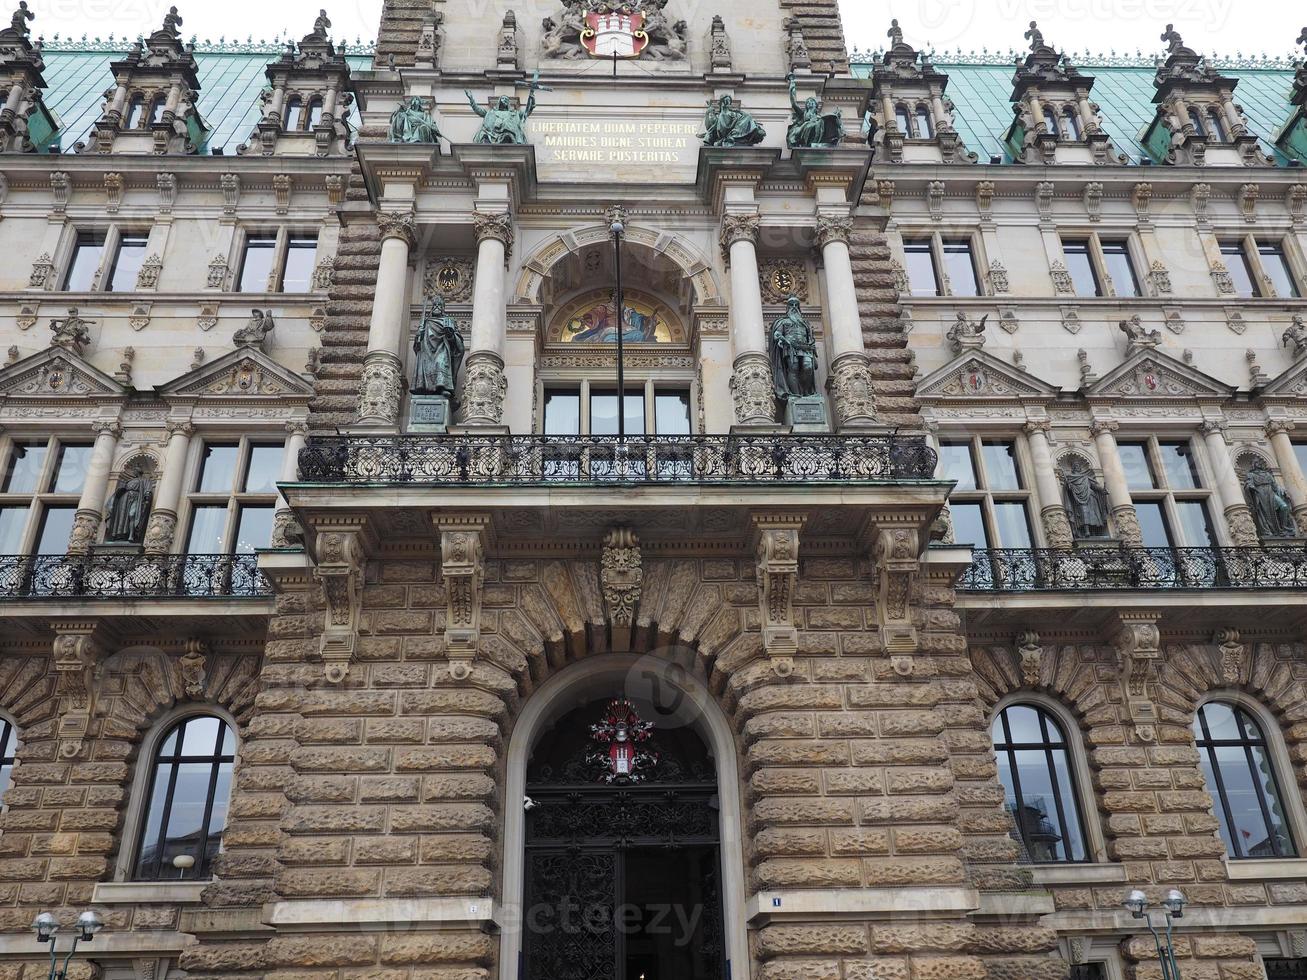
[721,213,773,426]
[67,421,122,555]
[144,421,194,555]
[1091,420,1143,546]
[459,211,513,427]
[1023,420,1073,548]
[270,422,308,549]
[817,215,877,427]
[1201,420,1259,545]
[1266,421,1307,534]
[355,209,416,427]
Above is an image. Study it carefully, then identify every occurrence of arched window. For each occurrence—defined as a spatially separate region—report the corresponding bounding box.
[1188,107,1208,138]
[1043,107,1061,139]
[914,106,933,139]
[149,95,166,125]
[894,104,912,136]
[1062,106,1082,140]
[125,95,146,129]
[134,714,235,880]
[1206,108,1227,142]
[0,716,16,806]
[1194,701,1296,859]
[307,97,324,129]
[992,703,1089,863]
[283,96,304,132]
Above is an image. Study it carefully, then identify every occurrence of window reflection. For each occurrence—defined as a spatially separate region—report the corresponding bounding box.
[992,704,1088,863]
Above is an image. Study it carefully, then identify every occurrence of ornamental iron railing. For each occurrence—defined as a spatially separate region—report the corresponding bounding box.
[0,554,271,600]
[296,434,939,486]
[958,546,1307,592]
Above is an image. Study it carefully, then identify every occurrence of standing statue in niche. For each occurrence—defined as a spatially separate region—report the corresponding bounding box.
[699,95,766,147]
[1243,458,1298,539]
[412,295,464,398]
[105,469,153,544]
[786,74,844,148]
[769,296,818,401]
[1059,457,1110,539]
[388,97,443,143]
[465,73,547,144]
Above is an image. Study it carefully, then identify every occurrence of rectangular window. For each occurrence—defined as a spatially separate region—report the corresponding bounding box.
[1157,441,1200,490]
[1134,501,1172,548]
[2,442,49,494]
[1259,243,1300,298]
[243,445,283,493]
[34,506,76,555]
[1295,444,1307,484]
[981,441,1023,491]
[49,444,91,495]
[196,444,240,494]
[106,234,150,293]
[1100,240,1140,297]
[1220,241,1257,297]
[1174,500,1215,547]
[0,508,27,553]
[654,392,691,435]
[543,390,582,435]
[237,234,278,293]
[590,390,645,436]
[940,241,980,297]
[1062,240,1102,297]
[992,502,1033,548]
[950,501,989,547]
[233,505,275,554]
[940,436,1036,552]
[62,231,106,292]
[186,505,230,554]
[1117,442,1156,491]
[281,235,318,293]
[902,239,940,297]
[184,439,284,556]
[937,441,978,491]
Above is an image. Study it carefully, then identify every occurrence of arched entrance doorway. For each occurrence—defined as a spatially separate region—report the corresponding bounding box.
[501,656,748,980]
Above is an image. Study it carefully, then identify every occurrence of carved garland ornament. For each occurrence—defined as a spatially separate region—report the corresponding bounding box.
[873,525,920,654]
[439,517,488,680]
[754,515,805,676]
[314,528,366,683]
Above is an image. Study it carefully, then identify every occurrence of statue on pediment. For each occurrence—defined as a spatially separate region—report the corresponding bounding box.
[1284,314,1307,359]
[769,296,818,401]
[699,95,765,147]
[233,309,275,349]
[787,74,844,149]
[50,309,91,354]
[412,295,464,398]
[1119,314,1161,352]
[106,469,153,544]
[1243,458,1298,539]
[388,97,442,143]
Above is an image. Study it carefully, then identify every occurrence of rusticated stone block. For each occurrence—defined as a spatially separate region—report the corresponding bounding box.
[758,961,841,980]
[851,739,948,765]
[355,836,419,864]
[390,803,494,833]
[278,837,350,865]
[283,805,387,834]
[907,955,986,979]
[291,746,391,772]
[754,828,827,856]
[862,856,965,886]
[753,798,853,827]
[872,924,974,953]
[266,936,380,968]
[278,867,382,897]
[829,829,891,855]
[418,834,495,864]
[892,826,963,853]
[422,774,498,801]
[823,769,885,795]
[862,796,958,824]
[748,740,849,768]
[753,858,862,887]
[394,746,497,771]
[378,932,495,965]
[814,712,878,737]
[744,713,817,741]
[750,769,822,796]
[178,942,268,972]
[886,768,954,795]
[758,924,869,957]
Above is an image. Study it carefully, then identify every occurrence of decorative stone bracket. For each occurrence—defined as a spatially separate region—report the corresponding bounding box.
[1016,631,1043,686]
[753,513,806,676]
[52,621,104,759]
[311,519,374,684]
[179,638,208,699]
[873,523,921,655]
[437,514,490,680]
[601,527,642,653]
[1114,611,1163,743]
[1215,628,1245,685]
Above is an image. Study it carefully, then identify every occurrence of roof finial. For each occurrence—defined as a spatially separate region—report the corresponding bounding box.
[1024,20,1044,52]
[1161,23,1184,55]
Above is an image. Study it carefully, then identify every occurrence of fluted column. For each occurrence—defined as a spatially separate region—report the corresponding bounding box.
[722,213,774,426]
[1023,420,1073,548]
[1266,421,1307,534]
[817,215,876,427]
[355,209,417,427]
[1202,420,1259,545]
[271,422,309,549]
[67,421,122,554]
[1091,420,1142,546]
[459,211,513,427]
[144,421,195,555]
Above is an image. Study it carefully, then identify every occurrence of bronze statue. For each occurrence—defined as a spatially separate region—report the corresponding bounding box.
[1243,459,1298,539]
[1060,457,1110,539]
[699,95,766,147]
[388,97,442,143]
[105,471,153,544]
[787,75,844,149]
[412,295,464,398]
[466,73,545,145]
[769,296,818,401]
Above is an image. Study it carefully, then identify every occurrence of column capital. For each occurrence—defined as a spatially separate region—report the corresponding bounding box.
[1267,419,1296,436]
[91,419,123,438]
[719,213,760,256]
[1089,419,1118,437]
[1023,419,1053,436]
[472,210,515,256]
[377,208,417,248]
[815,214,853,249]
[1200,418,1228,437]
[164,420,195,438]
[285,420,310,436]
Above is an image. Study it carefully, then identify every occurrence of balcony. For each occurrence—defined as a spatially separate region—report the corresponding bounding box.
[0,553,272,600]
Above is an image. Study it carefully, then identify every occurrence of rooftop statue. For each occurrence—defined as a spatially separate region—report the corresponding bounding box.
[699,95,765,147]
[1243,458,1298,539]
[412,295,464,398]
[770,296,818,401]
[308,8,331,41]
[1024,20,1044,52]
[389,97,443,144]
[465,72,546,145]
[9,0,32,37]
[161,5,183,38]
[1298,27,1307,55]
[1161,23,1185,55]
[787,74,844,149]
[887,18,904,47]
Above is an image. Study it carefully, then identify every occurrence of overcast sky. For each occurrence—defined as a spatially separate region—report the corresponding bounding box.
[29,0,1307,58]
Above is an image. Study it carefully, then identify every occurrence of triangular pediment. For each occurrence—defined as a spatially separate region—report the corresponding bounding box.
[157,346,315,400]
[1085,348,1233,400]
[916,349,1061,401]
[1258,357,1307,399]
[0,347,127,399]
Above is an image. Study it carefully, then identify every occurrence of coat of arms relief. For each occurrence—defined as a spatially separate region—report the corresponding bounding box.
[543,0,688,61]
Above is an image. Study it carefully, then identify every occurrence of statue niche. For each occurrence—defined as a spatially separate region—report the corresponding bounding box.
[1241,457,1299,540]
[412,295,465,398]
[1059,455,1110,541]
[105,461,154,546]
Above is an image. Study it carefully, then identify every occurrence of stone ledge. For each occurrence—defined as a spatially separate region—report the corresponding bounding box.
[972,891,1057,920]
[91,881,209,905]
[1226,857,1307,881]
[746,886,980,924]
[1046,906,1307,933]
[265,897,497,931]
[0,931,195,956]
[1030,863,1128,886]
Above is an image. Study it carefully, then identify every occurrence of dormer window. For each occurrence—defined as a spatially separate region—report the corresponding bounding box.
[1206,107,1227,142]
[1042,106,1061,139]
[1062,107,1082,140]
[895,104,912,135]
[1188,108,1207,138]
[914,106,933,139]
[284,97,304,132]
[125,95,147,129]
[149,95,166,125]
[307,97,324,129]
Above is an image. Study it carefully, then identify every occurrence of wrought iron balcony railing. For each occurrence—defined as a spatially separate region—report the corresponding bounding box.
[0,554,271,600]
[958,546,1307,592]
[296,434,939,486]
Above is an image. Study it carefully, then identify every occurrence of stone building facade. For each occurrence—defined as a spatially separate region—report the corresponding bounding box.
[0,2,1303,980]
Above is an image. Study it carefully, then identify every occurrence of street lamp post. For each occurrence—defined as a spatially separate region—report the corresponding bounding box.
[32,910,104,980]
[1122,888,1186,980]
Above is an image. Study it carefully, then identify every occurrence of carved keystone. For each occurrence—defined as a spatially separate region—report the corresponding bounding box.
[180,638,208,699]
[1114,611,1163,743]
[752,513,806,677]
[872,523,921,654]
[438,514,490,681]
[51,621,104,759]
[1214,628,1245,685]
[311,517,375,684]
[601,527,642,653]
[1016,631,1042,686]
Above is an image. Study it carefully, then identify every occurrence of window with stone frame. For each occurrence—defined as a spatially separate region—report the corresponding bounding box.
[0,715,16,806]
[0,437,93,555]
[1059,234,1142,298]
[182,439,283,557]
[936,436,1035,551]
[1193,701,1297,860]
[236,228,320,293]
[892,101,934,138]
[133,714,235,881]
[900,234,982,297]
[1115,437,1217,549]
[1219,237,1302,299]
[542,383,692,437]
[61,226,153,293]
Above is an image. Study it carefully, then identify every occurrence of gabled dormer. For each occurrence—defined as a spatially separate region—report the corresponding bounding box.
[1003,21,1125,165]
[81,7,208,155]
[239,12,356,157]
[866,19,976,164]
[1275,30,1307,165]
[0,3,57,152]
[1141,24,1271,167]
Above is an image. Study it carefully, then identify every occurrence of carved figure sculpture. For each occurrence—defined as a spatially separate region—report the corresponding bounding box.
[1024,20,1044,51]
[946,311,988,345]
[1284,314,1307,359]
[642,0,687,60]
[888,18,904,46]
[50,309,91,354]
[388,97,442,143]
[769,295,818,401]
[9,0,32,36]
[699,95,765,147]
[309,9,331,40]
[105,471,153,543]
[1243,459,1298,539]
[1161,23,1184,55]
[233,309,275,348]
[465,75,545,144]
[1119,314,1162,349]
[412,295,465,398]
[541,1,587,59]
[162,5,183,37]
[787,74,844,148]
[1060,457,1110,539]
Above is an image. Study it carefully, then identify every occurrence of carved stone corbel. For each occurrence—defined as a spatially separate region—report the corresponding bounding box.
[601,527,642,653]
[1114,612,1163,743]
[1214,628,1245,685]
[179,638,208,699]
[752,514,806,677]
[1016,631,1043,686]
[52,622,103,759]
[872,523,920,654]
[437,515,490,680]
[312,520,373,684]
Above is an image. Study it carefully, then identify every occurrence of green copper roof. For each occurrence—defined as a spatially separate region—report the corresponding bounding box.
[38,46,371,153]
[851,56,1300,165]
